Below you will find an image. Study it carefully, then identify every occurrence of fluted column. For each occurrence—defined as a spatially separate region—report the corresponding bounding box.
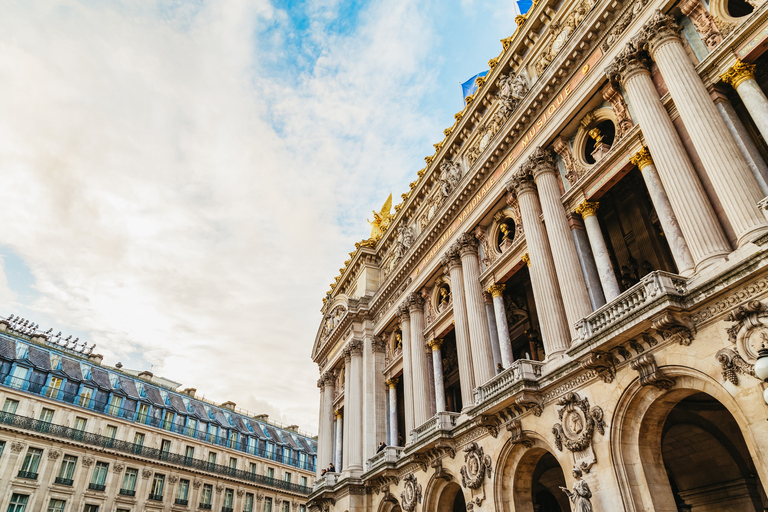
[397,306,415,436]
[363,334,387,463]
[528,147,593,334]
[488,284,514,368]
[342,350,351,470]
[641,11,767,245]
[574,201,622,301]
[458,233,495,387]
[347,341,363,472]
[483,291,502,372]
[721,59,768,152]
[316,379,325,478]
[606,42,730,270]
[441,247,475,407]
[320,373,335,476]
[333,410,342,471]
[506,176,571,357]
[408,293,430,427]
[428,339,446,413]
[386,378,399,446]
[630,147,696,275]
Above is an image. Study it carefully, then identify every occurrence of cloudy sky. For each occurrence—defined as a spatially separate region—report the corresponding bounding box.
[0,0,517,432]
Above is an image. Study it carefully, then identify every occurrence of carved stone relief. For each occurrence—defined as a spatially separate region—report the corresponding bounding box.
[602,0,650,51]
[552,136,582,185]
[535,0,597,75]
[400,473,422,512]
[630,353,675,389]
[679,0,724,51]
[552,392,605,473]
[460,442,492,508]
[715,300,767,384]
[601,82,634,138]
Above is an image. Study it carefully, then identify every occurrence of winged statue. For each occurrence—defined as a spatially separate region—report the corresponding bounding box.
[368,193,393,241]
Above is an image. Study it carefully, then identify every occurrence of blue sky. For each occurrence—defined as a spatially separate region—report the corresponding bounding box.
[0,0,517,431]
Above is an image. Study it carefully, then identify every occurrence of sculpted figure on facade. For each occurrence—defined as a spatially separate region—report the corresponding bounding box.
[601,82,634,138]
[678,0,725,50]
[560,467,593,512]
[474,224,497,267]
[497,71,529,119]
[552,136,582,185]
[367,194,393,241]
[439,160,462,199]
[321,307,345,341]
[460,442,492,489]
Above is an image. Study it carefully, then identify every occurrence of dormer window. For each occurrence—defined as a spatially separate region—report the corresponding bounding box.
[135,381,146,397]
[15,342,28,359]
[80,363,92,380]
[50,353,62,370]
[109,373,120,389]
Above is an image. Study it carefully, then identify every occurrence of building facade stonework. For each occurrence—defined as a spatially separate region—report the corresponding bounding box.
[309,0,768,510]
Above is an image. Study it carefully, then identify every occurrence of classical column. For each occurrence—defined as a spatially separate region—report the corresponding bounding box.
[483,291,502,372]
[428,339,446,413]
[363,334,387,463]
[386,378,399,446]
[408,293,430,427]
[320,373,335,475]
[574,201,622,302]
[721,60,768,151]
[641,11,767,245]
[605,42,730,269]
[506,176,571,357]
[397,306,415,436]
[316,379,325,478]
[527,147,593,335]
[333,410,342,471]
[630,147,696,275]
[347,340,363,473]
[458,233,496,387]
[441,247,475,407]
[342,350,351,470]
[566,211,606,309]
[488,284,514,368]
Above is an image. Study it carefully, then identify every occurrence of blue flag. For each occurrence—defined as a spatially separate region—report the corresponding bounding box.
[461,70,489,104]
[515,0,533,15]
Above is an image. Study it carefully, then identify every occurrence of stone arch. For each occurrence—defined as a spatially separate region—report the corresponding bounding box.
[495,432,571,512]
[375,496,401,512]
[423,476,465,512]
[573,107,619,167]
[709,0,753,24]
[610,365,768,512]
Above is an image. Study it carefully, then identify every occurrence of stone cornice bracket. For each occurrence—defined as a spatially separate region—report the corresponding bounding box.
[410,454,428,473]
[457,232,479,257]
[629,353,675,389]
[514,390,543,417]
[630,146,653,170]
[678,0,723,51]
[651,312,695,346]
[552,136,582,186]
[721,60,756,89]
[635,9,682,57]
[601,82,634,137]
[604,41,652,85]
[431,458,453,482]
[580,350,617,383]
[715,348,755,385]
[407,292,425,313]
[506,419,533,448]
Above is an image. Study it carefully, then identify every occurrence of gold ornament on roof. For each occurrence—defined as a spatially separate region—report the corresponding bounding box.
[367,193,393,240]
[444,127,453,137]
[394,202,403,213]
[476,76,487,88]
[425,155,435,165]
[488,57,499,69]
[515,15,527,26]
[454,110,464,121]
[417,168,425,177]
[434,141,444,152]
[465,93,475,105]
[409,180,417,190]
[401,192,410,201]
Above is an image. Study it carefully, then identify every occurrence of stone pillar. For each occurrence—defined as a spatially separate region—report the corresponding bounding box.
[606,42,730,269]
[574,201,622,302]
[566,211,606,309]
[347,340,363,473]
[641,11,767,245]
[721,60,768,156]
[408,293,430,427]
[320,373,335,475]
[441,247,475,407]
[506,175,571,358]
[488,284,514,368]
[316,379,325,478]
[342,351,351,471]
[527,147,593,336]
[397,306,415,436]
[428,339,446,413]
[386,378,399,446]
[483,291,502,372]
[363,334,387,463]
[630,147,696,275]
[333,410,342,471]
[458,233,496,387]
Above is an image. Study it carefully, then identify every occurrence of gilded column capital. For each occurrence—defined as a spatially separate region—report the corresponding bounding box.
[604,41,652,85]
[334,409,343,419]
[386,377,399,388]
[574,201,599,219]
[638,10,683,57]
[630,146,653,170]
[428,338,443,350]
[720,60,756,89]
[521,253,531,267]
[487,283,506,297]
[457,233,479,257]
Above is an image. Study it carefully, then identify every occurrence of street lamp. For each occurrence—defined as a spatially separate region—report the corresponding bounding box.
[755,344,768,404]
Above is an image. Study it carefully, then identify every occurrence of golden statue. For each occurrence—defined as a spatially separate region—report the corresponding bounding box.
[368,193,393,240]
[588,127,603,144]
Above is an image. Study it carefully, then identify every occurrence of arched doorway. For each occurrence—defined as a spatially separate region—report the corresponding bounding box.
[434,482,465,512]
[512,447,569,512]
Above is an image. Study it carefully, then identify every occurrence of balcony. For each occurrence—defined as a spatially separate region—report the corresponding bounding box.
[88,483,106,491]
[410,411,460,444]
[119,489,136,496]
[222,508,234,512]
[473,359,545,404]
[199,504,212,510]
[175,498,189,506]
[54,477,73,486]
[366,446,403,471]
[17,471,38,480]
[148,493,163,501]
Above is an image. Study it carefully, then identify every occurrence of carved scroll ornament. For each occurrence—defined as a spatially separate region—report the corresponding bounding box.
[460,442,492,489]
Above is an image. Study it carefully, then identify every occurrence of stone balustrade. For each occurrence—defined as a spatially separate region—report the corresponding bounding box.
[410,411,460,444]
[365,446,404,472]
[473,359,545,404]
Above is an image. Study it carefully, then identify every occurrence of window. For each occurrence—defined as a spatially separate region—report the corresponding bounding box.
[185,446,195,459]
[301,476,307,487]
[228,430,238,448]
[244,493,255,512]
[283,502,290,512]
[177,478,190,501]
[39,408,54,423]
[150,473,165,500]
[133,432,145,447]
[83,506,99,512]
[57,455,77,484]
[247,436,258,454]
[285,472,292,483]
[15,343,28,359]
[162,410,174,430]
[45,377,63,398]
[90,461,108,489]
[121,467,138,493]
[267,467,274,479]
[136,403,150,422]
[249,462,257,475]
[223,488,234,508]
[8,366,28,388]
[78,387,93,407]
[74,417,87,431]
[300,506,306,512]
[160,439,171,455]
[105,425,118,439]
[7,494,29,512]
[208,452,217,465]
[264,497,273,512]
[0,440,5,457]
[79,363,92,380]
[46,499,65,512]
[109,373,120,388]
[201,483,213,505]
[50,354,61,369]
[19,447,43,477]
[185,417,197,436]
[229,457,237,470]
[2,398,19,414]
[107,395,122,416]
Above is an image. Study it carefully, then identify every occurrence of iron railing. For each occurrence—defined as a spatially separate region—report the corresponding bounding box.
[119,489,136,496]
[54,477,73,486]
[17,471,37,480]
[88,483,105,491]
[148,493,163,501]
[200,504,212,510]
[175,498,189,506]
[0,411,312,495]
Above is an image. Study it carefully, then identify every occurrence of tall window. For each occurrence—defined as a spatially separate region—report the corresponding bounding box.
[45,377,63,398]
[19,447,43,477]
[133,432,145,447]
[162,410,174,430]
[247,437,258,454]
[150,474,165,499]
[57,455,77,483]
[15,343,28,359]
[185,446,195,460]
[228,431,238,448]
[83,506,99,512]
[208,452,217,465]
[107,395,122,416]
[185,417,198,436]
[39,408,54,423]
[177,478,190,501]
[201,484,213,505]
[301,476,307,487]
[121,467,138,492]
[105,425,118,439]
[74,417,87,431]
[244,493,255,512]
[283,502,290,512]
[249,462,257,476]
[50,354,61,369]
[0,440,5,457]
[46,500,65,512]
[78,387,93,407]
[285,472,292,483]
[160,439,171,456]
[229,457,237,470]
[7,494,29,512]
[2,398,19,414]
[264,497,273,512]
[223,488,234,508]
[267,467,274,479]
[8,365,28,389]
[136,403,150,423]
[90,461,109,487]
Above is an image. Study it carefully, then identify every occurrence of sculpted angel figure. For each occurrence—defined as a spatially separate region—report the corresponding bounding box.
[368,193,393,240]
[439,161,462,198]
[560,467,593,512]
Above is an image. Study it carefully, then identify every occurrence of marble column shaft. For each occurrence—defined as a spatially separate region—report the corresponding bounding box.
[320,376,335,472]
[342,353,351,470]
[363,335,387,463]
[507,176,571,357]
[408,295,430,427]
[386,379,399,446]
[483,292,502,371]
[459,235,496,387]
[398,308,415,436]
[347,343,363,472]
[316,382,325,477]
[333,411,342,471]
[574,201,622,302]
[443,250,475,407]
[429,340,446,413]
[568,212,606,310]
[722,60,768,160]
[488,284,514,368]
[646,17,767,245]
[610,47,730,269]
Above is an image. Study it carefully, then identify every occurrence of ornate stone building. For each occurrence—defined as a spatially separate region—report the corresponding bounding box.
[0,315,316,512]
[309,0,768,510]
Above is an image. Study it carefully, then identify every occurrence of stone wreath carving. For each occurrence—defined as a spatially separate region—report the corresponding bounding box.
[460,442,492,490]
[552,392,605,453]
[716,300,767,385]
[10,441,26,454]
[400,473,422,512]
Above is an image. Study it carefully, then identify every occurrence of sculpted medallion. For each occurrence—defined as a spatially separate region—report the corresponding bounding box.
[552,392,605,473]
[400,473,422,512]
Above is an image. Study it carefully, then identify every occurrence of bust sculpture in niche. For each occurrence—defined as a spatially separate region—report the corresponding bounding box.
[438,286,451,312]
[499,221,515,252]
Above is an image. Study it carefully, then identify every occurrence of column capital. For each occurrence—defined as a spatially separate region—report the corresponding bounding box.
[487,283,506,297]
[506,168,537,196]
[322,371,336,388]
[428,338,443,350]
[574,201,599,219]
[334,409,343,419]
[441,245,462,271]
[521,253,531,267]
[630,146,654,170]
[482,291,494,304]
[349,339,363,356]
[457,233,479,257]
[397,303,410,321]
[523,146,558,180]
[343,347,352,361]
[386,377,399,388]
[371,336,387,353]
[637,10,683,57]
[721,60,756,89]
[407,292,425,313]
[604,41,652,85]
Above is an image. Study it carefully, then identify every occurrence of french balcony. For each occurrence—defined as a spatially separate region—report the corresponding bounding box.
[88,483,106,491]
[175,498,188,506]
[17,471,38,480]
[54,477,73,486]
[410,411,460,445]
[199,504,212,510]
[366,446,403,472]
[148,493,163,502]
[119,489,136,496]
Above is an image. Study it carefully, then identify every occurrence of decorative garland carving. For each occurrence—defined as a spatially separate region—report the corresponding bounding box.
[552,392,605,453]
[459,442,492,490]
[400,473,422,512]
[716,348,755,385]
[10,441,26,454]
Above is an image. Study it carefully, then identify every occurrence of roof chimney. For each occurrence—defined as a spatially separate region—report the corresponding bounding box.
[88,354,104,365]
[138,371,153,380]
[183,387,197,397]
[221,401,236,411]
